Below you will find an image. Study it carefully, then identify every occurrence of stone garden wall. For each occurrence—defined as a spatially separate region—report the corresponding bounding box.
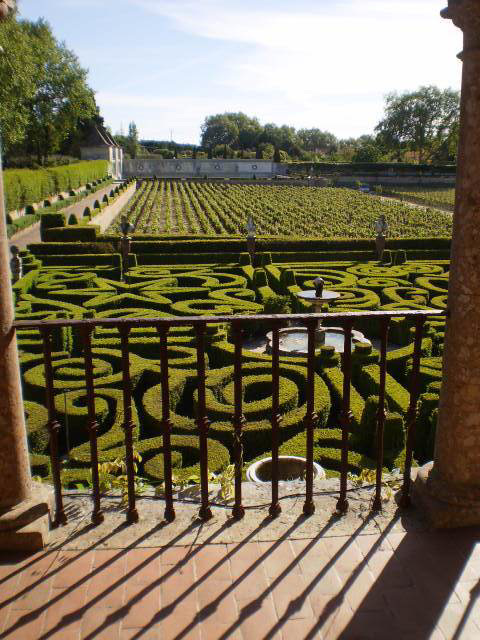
[124,158,278,179]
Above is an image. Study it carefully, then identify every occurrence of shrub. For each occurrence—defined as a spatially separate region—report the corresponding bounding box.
[350,395,405,464]
[262,294,291,315]
[43,226,100,242]
[68,214,78,225]
[40,212,65,241]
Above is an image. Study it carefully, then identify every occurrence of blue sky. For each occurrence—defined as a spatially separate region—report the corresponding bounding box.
[19,0,463,144]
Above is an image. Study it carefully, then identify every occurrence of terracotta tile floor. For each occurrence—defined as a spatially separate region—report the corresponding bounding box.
[1,526,480,640]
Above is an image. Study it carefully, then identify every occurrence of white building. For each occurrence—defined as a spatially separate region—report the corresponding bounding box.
[80,125,123,179]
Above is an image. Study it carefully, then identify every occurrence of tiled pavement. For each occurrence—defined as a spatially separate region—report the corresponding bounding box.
[1,526,480,639]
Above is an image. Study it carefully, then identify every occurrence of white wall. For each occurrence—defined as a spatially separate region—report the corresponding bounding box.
[123,158,276,178]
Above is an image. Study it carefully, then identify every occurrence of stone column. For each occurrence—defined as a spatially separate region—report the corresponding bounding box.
[414,0,480,527]
[0,160,32,508]
[0,0,53,548]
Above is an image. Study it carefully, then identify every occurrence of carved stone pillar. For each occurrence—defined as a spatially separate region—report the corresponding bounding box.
[413,0,480,527]
[0,1,53,548]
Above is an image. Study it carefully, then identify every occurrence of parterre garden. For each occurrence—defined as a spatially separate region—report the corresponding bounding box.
[108,180,453,237]
[14,204,449,488]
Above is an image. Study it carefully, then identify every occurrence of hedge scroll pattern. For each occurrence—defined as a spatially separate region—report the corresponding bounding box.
[15,252,448,485]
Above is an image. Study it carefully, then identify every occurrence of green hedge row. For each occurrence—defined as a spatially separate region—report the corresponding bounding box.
[287,162,457,176]
[108,237,452,255]
[4,160,109,212]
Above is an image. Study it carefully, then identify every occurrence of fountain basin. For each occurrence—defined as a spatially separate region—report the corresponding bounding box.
[246,456,325,483]
[266,326,370,356]
[297,290,341,305]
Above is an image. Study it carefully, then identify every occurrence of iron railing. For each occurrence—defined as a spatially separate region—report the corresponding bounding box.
[14,309,443,527]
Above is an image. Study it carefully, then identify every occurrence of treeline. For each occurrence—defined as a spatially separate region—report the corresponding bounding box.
[0,10,99,167]
[133,86,460,165]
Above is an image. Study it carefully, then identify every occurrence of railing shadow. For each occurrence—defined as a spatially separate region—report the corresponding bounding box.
[0,516,199,639]
[2,505,479,639]
[75,511,315,640]
[335,516,480,639]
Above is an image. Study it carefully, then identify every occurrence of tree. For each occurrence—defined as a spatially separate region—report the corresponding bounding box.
[0,15,36,153]
[297,129,338,155]
[200,114,239,149]
[23,19,96,164]
[127,121,139,159]
[351,135,383,163]
[375,86,460,163]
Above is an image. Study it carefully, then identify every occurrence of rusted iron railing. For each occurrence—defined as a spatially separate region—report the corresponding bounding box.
[15,309,442,527]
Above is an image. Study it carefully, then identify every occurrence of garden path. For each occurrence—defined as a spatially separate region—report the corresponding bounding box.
[8,183,122,250]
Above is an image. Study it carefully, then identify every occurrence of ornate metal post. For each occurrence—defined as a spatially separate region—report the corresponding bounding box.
[413,0,480,527]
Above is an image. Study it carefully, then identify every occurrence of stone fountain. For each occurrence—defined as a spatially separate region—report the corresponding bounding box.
[266,277,370,356]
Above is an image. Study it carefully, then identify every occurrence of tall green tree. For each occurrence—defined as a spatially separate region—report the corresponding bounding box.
[200,114,239,149]
[127,121,140,159]
[0,15,36,152]
[0,13,98,163]
[375,86,460,163]
[23,19,96,163]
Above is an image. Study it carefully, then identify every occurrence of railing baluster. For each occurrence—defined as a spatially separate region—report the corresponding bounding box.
[40,327,67,527]
[401,316,426,507]
[269,322,282,518]
[195,323,213,521]
[232,321,245,520]
[372,317,390,512]
[158,326,175,522]
[337,320,354,514]
[119,325,139,524]
[303,318,317,516]
[81,326,104,525]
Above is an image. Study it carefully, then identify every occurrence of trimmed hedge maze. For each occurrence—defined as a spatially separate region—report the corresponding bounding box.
[14,248,448,487]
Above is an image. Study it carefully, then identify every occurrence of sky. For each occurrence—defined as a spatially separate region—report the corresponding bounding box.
[19,0,463,144]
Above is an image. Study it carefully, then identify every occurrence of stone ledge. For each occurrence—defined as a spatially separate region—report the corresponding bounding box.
[0,483,54,551]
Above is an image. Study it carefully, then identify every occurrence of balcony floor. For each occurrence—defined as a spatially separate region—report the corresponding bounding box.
[1,485,480,639]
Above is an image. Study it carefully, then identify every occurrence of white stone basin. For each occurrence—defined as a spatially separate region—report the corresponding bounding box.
[297,290,341,302]
[246,456,326,483]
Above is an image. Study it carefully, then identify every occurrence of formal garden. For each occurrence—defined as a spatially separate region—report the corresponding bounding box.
[13,184,450,489]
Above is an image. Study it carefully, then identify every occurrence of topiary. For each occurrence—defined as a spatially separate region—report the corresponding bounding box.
[381,249,392,265]
[262,294,291,315]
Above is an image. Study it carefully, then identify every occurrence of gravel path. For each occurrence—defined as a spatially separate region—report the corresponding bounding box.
[8,182,120,250]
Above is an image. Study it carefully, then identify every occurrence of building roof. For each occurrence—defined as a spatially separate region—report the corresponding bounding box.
[82,124,120,149]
